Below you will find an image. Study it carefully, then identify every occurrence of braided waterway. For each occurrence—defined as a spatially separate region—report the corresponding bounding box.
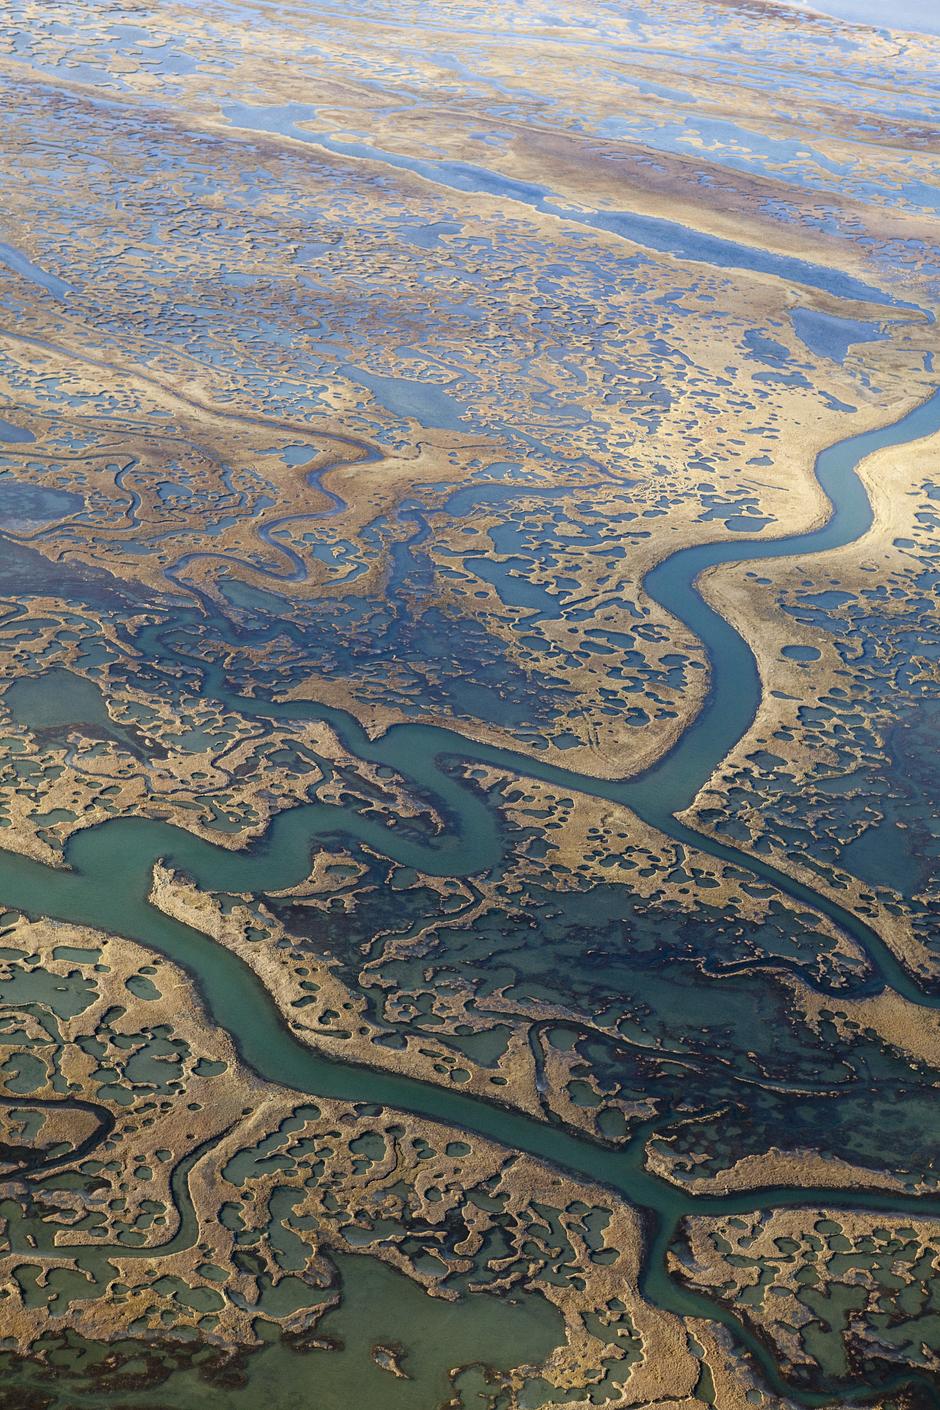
[3,389,940,1404]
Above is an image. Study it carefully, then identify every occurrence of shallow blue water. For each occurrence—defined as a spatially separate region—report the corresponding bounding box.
[222,101,911,311]
[342,363,469,430]
[0,476,83,521]
[0,238,70,301]
[0,416,34,443]
[790,307,888,363]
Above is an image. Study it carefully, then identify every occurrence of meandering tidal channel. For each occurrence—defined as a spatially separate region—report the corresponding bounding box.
[3,389,940,1404]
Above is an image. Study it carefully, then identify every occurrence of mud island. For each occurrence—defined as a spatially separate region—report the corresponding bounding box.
[0,0,937,1407]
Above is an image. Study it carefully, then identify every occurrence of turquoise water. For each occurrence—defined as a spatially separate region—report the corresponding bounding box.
[0,391,938,1404]
[0,8,934,1397]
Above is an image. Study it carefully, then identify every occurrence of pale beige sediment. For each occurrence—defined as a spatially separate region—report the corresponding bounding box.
[648,1142,926,1198]
[683,417,940,980]
[148,862,546,1119]
[0,913,727,1406]
[0,105,932,784]
[788,975,940,1072]
[678,1206,940,1380]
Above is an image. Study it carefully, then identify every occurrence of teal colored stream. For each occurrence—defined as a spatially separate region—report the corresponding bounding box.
[2,390,939,1403]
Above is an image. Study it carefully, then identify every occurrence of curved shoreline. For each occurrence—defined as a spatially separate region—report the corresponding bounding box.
[0,390,937,1401]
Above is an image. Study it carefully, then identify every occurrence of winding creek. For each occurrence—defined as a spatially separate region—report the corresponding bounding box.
[3,389,940,1403]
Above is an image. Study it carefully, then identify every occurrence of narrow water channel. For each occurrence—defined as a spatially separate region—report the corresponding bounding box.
[2,389,938,1403]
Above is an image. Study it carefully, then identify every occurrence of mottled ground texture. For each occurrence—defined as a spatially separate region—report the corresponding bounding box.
[0,2,937,1408]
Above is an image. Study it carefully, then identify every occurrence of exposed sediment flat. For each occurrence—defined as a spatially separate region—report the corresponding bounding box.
[0,0,936,1406]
